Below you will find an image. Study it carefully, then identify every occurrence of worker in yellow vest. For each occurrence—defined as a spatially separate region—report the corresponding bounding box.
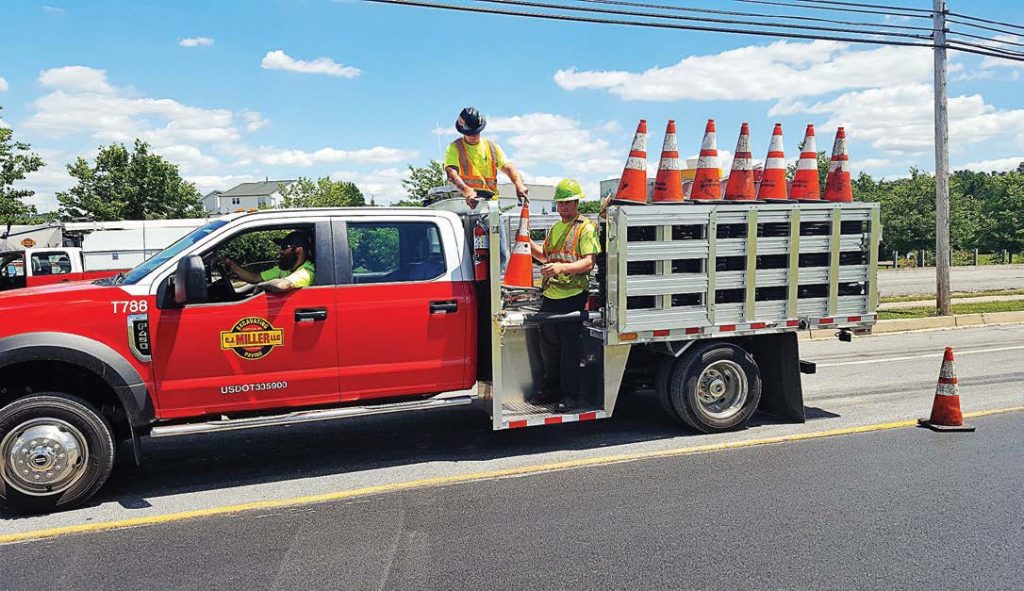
[527,178,601,410]
[445,107,529,208]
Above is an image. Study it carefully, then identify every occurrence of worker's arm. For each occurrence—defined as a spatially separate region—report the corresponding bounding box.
[540,254,596,279]
[219,258,262,284]
[258,278,295,293]
[530,240,546,263]
[446,166,479,208]
[501,162,529,203]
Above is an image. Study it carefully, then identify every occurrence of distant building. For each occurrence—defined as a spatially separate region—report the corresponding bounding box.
[203,180,295,213]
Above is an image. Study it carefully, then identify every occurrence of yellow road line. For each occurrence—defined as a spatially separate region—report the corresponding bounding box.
[2,405,1021,545]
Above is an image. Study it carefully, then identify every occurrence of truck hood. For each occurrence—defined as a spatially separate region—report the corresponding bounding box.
[0,280,116,308]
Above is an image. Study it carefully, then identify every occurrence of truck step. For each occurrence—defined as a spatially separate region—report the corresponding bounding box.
[501,402,609,430]
[150,394,476,438]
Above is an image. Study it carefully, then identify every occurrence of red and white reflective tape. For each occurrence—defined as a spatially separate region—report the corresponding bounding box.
[809,314,875,328]
[505,409,608,429]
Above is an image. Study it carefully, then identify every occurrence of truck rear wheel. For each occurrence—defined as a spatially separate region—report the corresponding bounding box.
[0,393,115,514]
[661,342,761,433]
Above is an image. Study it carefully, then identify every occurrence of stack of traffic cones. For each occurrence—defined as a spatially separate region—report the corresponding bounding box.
[757,123,788,200]
[652,120,684,202]
[790,124,821,201]
[724,122,755,201]
[615,120,649,203]
[690,119,721,200]
[824,127,853,202]
[919,347,975,432]
[502,203,535,289]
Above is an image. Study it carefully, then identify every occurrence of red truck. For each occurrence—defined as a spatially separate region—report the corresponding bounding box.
[0,247,127,291]
[0,202,879,513]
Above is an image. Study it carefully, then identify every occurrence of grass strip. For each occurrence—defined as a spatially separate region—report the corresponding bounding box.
[878,299,1024,320]
[880,288,1024,304]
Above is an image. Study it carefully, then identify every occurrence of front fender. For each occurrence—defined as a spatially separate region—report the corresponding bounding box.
[0,332,154,428]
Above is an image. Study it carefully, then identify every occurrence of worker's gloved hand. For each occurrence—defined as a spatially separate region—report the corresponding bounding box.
[515,183,530,204]
[463,187,479,209]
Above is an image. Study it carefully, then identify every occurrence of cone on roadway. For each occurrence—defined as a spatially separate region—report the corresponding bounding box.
[918,347,975,432]
[824,127,853,202]
[690,119,721,201]
[615,120,648,203]
[791,124,822,200]
[757,123,787,200]
[652,120,684,202]
[725,122,755,201]
[502,203,535,289]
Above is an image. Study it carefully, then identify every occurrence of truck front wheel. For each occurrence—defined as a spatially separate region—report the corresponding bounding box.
[662,342,762,433]
[0,394,115,514]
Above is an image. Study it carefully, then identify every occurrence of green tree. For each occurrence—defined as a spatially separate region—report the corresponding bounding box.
[978,171,1024,257]
[57,140,204,221]
[397,160,446,207]
[280,176,365,208]
[0,107,45,223]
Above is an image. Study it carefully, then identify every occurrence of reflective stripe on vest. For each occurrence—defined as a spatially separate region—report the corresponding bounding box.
[454,138,499,194]
[542,217,590,287]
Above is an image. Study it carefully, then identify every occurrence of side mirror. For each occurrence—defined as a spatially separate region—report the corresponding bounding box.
[174,255,207,305]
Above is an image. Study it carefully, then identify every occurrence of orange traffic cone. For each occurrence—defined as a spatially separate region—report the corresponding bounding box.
[615,120,648,203]
[919,347,975,432]
[652,120,684,202]
[757,123,788,200]
[791,124,821,200]
[724,122,755,201]
[690,119,721,201]
[824,127,853,202]
[502,203,535,289]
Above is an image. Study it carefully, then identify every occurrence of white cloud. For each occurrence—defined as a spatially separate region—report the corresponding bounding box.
[0,77,7,93]
[980,35,1024,69]
[179,37,214,47]
[260,50,361,78]
[331,168,408,203]
[42,5,64,14]
[771,83,1024,157]
[39,65,116,94]
[241,110,269,132]
[158,144,220,171]
[958,157,1024,172]
[230,145,417,167]
[555,41,931,102]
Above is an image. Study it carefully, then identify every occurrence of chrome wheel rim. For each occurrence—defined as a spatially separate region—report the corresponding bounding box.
[2,418,88,496]
[695,360,748,421]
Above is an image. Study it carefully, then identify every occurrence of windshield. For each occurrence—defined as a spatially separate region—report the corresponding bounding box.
[118,220,229,285]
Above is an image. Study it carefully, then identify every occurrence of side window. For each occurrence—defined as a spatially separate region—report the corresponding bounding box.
[30,252,71,275]
[348,222,446,284]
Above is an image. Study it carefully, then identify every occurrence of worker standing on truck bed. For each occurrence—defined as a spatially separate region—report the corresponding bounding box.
[445,107,529,271]
[528,178,601,411]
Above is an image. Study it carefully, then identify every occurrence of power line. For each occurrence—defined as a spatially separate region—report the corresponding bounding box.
[566,0,937,33]
[364,0,937,47]
[947,30,1024,50]
[948,11,1024,34]
[474,0,933,40]
[728,0,932,20]
[779,0,933,16]
[945,40,1024,62]
[947,16,1024,39]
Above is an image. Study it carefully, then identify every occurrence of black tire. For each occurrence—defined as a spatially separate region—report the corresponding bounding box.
[0,393,115,514]
[664,342,761,433]
[654,354,677,418]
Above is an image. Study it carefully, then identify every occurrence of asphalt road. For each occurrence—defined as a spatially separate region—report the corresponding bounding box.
[2,412,1021,590]
[878,264,1024,296]
[1,324,1022,589]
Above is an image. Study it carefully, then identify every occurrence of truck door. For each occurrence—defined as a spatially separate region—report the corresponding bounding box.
[336,218,472,401]
[151,221,340,418]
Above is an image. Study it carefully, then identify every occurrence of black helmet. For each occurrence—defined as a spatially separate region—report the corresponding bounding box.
[456,107,486,135]
[273,230,312,252]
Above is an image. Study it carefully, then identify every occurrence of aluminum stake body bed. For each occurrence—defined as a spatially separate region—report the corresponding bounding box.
[484,200,880,432]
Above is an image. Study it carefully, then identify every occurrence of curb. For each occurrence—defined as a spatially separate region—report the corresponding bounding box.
[802,310,1024,340]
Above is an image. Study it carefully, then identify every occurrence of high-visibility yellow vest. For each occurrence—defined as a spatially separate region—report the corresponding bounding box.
[453,138,499,195]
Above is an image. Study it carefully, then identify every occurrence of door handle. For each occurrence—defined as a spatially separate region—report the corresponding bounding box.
[429,300,458,314]
[295,308,328,323]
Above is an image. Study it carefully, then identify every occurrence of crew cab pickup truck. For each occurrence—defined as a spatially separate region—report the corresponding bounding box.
[0,247,126,291]
[0,202,880,513]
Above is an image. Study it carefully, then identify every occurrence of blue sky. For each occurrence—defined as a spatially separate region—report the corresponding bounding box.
[2,0,1023,210]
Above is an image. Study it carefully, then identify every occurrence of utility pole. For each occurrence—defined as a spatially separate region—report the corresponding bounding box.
[934,0,951,315]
